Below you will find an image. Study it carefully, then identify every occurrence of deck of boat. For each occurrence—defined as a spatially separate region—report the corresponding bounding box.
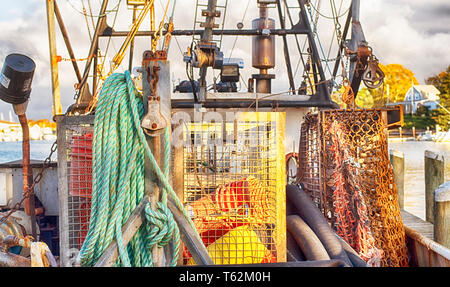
[401,210,450,267]
[401,210,434,240]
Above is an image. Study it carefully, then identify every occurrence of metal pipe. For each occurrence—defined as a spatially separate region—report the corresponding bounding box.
[0,251,31,267]
[93,49,98,96]
[129,6,138,72]
[54,1,82,83]
[286,184,353,267]
[101,29,309,37]
[198,0,218,102]
[276,0,295,92]
[172,99,336,109]
[46,0,62,117]
[352,0,360,22]
[78,0,109,100]
[287,215,330,261]
[18,114,37,240]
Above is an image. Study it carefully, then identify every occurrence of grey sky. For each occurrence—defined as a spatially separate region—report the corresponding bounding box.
[0,0,449,120]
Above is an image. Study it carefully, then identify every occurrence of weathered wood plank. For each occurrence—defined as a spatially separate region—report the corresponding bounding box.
[435,182,450,249]
[425,150,444,223]
[94,196,149,267]
[167,198,213,266]
[401,210,434,240]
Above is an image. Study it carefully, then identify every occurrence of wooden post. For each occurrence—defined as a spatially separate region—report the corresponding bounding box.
[147,136,163,266]
[425,150,445,223]
[46,0,62,117]
[389,150,405,210]
[172,123,185,266]
[128,6,138,72]
[434,181,450,248]
[412,126,416,139]
[142,58,172,266]
[399,127,402,139]
[94,197,149,267]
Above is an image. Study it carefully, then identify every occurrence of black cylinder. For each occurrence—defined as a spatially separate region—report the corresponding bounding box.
[0,53,36,104]
[286,184,353,267]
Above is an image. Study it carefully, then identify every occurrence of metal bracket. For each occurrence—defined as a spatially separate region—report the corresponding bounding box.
[141,64,167,137]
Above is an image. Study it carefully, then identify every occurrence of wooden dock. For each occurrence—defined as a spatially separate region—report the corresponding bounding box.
[401,210,434,240]
[401,210,450,267]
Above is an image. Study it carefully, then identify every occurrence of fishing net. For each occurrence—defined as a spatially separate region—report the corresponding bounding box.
[298,109,409,267]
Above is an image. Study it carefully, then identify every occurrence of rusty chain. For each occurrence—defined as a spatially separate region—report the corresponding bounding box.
[0,141,58,225]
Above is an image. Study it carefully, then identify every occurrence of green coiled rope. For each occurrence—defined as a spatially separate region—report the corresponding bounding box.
[77,71,197,267]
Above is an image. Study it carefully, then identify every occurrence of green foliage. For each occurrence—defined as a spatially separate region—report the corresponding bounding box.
[355,63,419,108]
[403,114,436,130]
[369,64,419,107]
[426,65,450,131]
[355,87,374,108]
[331,86,344,107]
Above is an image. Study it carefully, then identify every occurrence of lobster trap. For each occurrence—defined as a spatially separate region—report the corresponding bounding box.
[56,115,95,267]
[298,108,408,267]
[180,112,286,265]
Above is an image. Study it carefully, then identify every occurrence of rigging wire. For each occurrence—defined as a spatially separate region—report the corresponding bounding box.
[91,0,122,98]
[309,0,350,19]
[228,0,251,59]
[87,0,97,35]
[81,0,93,40]
[326,0,344,60]
[65,0,122,18]
[306,2,334,81]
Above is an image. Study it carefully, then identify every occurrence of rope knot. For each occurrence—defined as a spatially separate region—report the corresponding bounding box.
[144,202,177,251]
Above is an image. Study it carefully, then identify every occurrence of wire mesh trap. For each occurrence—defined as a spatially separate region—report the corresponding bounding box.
[181,112,286,265]
[57,116,94,267]
[298,109,409,267]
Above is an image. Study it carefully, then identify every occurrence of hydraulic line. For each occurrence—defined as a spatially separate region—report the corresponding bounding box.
[286,184,353,267]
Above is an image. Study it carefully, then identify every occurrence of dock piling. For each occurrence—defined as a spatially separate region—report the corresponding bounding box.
[425,150,445,223]
[434,181,450,249]
[389,150,405,210]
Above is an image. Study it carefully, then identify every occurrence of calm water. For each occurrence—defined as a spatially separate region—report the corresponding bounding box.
[389,141,450,220]
[0,140,448,220]
[0,141,57,164]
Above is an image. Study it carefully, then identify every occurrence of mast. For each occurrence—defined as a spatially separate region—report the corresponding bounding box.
[46,0,62,117]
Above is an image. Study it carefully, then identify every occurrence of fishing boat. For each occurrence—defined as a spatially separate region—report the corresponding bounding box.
[0,0,448,268]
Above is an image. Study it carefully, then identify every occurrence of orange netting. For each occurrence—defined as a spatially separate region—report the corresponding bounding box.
[299,109,409,267]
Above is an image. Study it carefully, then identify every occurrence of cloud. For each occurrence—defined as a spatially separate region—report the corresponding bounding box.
[0,0,449,119]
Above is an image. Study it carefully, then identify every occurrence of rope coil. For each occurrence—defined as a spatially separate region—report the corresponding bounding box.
[77,71,197,267]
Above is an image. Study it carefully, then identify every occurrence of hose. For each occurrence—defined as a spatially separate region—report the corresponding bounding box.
[335,233,368,267]
[205,260,346,267]
[77,71,198,267]
[286,230,305,262]
[286,184,353,267]
[287,215,330,261]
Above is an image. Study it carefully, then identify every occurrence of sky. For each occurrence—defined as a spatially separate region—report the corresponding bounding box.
[0,0,449,120]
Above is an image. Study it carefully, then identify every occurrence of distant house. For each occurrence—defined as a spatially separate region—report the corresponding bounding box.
[388,85,441,114]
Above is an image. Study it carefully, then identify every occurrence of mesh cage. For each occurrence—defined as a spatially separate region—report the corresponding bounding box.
[298,109,409,267]
[181,112,286,265]
[57,113,286,266]
[57,116,95,267]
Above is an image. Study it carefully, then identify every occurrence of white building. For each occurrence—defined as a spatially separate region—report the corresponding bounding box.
[401,85,440,114]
